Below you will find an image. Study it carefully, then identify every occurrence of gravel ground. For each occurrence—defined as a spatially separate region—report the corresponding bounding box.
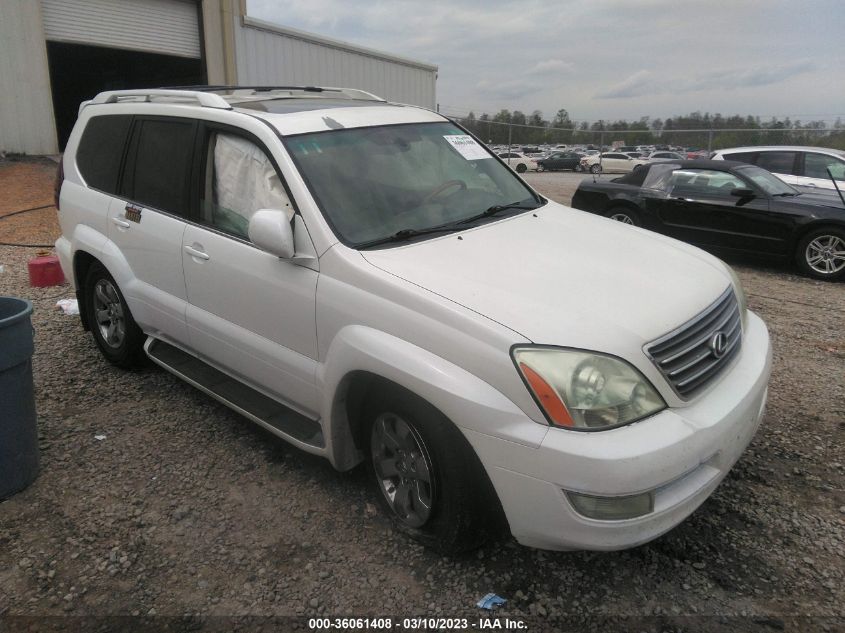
[1,161,844,631]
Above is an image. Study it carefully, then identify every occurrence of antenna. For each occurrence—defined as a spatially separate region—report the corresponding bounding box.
[827,167,845,207]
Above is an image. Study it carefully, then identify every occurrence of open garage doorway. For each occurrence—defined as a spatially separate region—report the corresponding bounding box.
[46,42,203,150]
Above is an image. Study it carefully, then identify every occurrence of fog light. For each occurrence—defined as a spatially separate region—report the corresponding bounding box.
[567,490,654,520]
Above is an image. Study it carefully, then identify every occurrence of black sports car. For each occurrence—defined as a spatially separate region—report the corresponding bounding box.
[570,160,845,280]
[536,151,584,172]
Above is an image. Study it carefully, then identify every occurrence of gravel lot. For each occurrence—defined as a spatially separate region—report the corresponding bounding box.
[1,160,843,631]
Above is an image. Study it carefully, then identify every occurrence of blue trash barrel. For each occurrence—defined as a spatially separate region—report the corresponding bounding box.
[0,296,39,499]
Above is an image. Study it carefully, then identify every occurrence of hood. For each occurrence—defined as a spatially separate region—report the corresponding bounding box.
[790,189,845,210]
[361,202,732,350]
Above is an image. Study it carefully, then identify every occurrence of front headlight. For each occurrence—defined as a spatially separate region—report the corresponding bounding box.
[513,347,666,431]
[725,264,748,329]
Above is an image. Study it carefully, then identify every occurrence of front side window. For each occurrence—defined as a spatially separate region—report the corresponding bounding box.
[201,132,292,240]
[286,122,538,247]
[666,169,746,197]
[803,153,845,181]
[737,165,798,196]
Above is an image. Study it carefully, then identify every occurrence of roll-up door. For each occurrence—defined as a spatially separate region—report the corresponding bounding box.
[41,0,200,59]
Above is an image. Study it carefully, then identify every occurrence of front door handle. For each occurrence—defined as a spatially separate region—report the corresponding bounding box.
[184,245,210,260]
[112,217,131,229]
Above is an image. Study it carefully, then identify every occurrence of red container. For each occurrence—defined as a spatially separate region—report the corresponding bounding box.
[28,255,65,287]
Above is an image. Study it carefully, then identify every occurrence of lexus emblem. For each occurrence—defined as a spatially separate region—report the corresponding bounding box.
[709,332,728,358]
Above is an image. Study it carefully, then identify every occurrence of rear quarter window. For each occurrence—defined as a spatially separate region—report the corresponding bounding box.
[76,115,133,194]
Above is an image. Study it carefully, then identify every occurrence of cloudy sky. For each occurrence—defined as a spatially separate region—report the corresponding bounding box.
[246,0,844,125]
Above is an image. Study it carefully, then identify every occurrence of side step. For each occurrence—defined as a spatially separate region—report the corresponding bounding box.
[145,338,324,448]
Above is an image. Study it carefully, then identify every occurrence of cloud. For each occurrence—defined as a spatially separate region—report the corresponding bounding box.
[527,59,574,75]
[596,61,818,100]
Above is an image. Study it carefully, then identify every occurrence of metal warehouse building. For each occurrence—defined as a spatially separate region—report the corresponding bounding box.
[0,0,438,155]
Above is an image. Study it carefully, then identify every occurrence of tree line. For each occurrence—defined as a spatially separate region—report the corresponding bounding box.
[456,108,845,150]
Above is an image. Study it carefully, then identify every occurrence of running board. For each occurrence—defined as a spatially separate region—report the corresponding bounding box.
[145,338,324,448]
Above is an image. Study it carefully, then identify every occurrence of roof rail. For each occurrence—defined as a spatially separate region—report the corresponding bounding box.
[165,85,385,102]
[88,89,233,110]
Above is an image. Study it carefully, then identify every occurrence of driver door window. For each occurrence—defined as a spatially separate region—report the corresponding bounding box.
[201,132,293,240]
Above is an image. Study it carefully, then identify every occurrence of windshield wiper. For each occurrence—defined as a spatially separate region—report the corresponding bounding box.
[456,200,544,225]
[357,225,465,249]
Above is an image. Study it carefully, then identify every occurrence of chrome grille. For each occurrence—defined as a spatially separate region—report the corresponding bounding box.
[646,287,742,399]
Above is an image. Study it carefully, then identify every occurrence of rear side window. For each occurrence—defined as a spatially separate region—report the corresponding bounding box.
[121,118,196,217]
[723,151,757,165]
[755,151,797,174]
[76,115,132,195]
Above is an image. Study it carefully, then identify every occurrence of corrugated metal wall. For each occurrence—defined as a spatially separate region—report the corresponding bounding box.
[42,0,200,58]
[233,17,437,109]
[0,1,57,155]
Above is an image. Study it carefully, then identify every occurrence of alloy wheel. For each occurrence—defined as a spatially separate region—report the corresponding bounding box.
[805,235,845,274]
[92,279,126,348]
[610,213,635,225]
[370,412,435,528]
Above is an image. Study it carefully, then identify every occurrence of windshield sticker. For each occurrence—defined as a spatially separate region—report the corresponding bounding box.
[443,135,490,160]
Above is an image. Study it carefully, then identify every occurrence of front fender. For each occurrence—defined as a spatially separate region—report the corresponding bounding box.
[319,325,546,470]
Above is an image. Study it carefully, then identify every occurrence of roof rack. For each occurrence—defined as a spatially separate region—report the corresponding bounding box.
[88,89,233,110]
[165,85,385,102]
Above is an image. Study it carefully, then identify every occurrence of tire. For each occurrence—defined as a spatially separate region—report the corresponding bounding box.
[364,386,500,554]
[605,207,641,227]
[795,227,845,281]
[590,164,602,174]
[536,164,545,172]
[84,262,147,369]
[516,163,527,173]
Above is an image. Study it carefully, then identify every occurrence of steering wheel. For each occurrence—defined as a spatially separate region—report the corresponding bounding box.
[420,179,467,205]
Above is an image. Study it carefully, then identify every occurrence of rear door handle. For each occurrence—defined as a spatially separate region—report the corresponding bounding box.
[112,217,131,228]
[184,245,210,260]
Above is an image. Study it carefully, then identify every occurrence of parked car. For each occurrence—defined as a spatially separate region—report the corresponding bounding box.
[643,151,686,162]
[56,87,771,554]
[535,151,584,172]
[497,151,538,173]
[580,152,649,174]
[685,149,709,160]
[711,146,845,191]
[571,159,845,280]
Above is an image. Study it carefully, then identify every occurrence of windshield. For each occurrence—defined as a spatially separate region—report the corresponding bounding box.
[285,122,539,247]
[736,165,798,196]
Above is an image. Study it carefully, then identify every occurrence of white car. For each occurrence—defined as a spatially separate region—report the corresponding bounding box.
[55,87,771,553]
[711,146,845,191]
[580,152,649,174]
[496,151,537,173]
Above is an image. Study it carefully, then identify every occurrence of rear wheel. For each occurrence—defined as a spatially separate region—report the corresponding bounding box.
[365,386,498,554]
[536,164,545,172]
[590,164,602,174]
[796,227,845,281]
[516,163,527,173]
[84,262,146,368]
[606,207,641,227]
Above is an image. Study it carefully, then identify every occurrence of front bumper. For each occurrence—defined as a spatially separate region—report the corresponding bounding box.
[464,310,771,551]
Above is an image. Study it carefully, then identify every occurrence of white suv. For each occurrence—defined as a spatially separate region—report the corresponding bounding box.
[712,145,845,191]
[55,87,772,553]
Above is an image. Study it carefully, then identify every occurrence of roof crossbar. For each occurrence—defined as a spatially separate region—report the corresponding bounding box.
[88,89,233,110]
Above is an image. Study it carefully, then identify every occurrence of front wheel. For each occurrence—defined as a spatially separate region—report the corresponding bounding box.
[796,227,845,281]
[605,207,641,227]
[365,387,499,554]
[590,164,602,174]
[84,262,147,368]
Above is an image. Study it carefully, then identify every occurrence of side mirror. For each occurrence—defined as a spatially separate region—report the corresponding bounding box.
[730,187,755,198]
[248,209,295,258]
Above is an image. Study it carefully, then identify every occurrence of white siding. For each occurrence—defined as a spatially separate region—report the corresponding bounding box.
[42,0,200,58]
[0,1,57,154]
[233,17,437,109]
